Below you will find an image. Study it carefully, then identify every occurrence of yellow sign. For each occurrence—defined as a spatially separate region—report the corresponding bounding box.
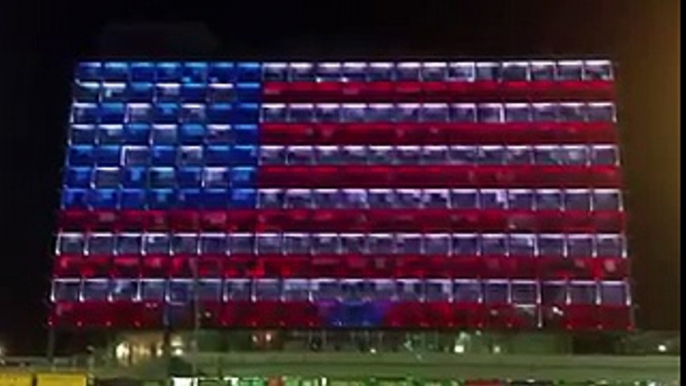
[36,373,88,386]
[0,373,33,386]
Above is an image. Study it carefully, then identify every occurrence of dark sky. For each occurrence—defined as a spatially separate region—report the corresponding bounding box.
[0,1,679,355]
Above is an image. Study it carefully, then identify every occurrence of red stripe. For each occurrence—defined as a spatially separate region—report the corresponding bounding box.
[57,209,625,232]
[261,122,618,145]
[54,254,628,280]
[263,80,615,102]
[258,165,621,188]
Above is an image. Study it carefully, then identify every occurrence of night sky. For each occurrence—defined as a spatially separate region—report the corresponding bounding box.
[0,0,679,355]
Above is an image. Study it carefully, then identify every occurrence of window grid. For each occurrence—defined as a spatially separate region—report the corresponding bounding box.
[259,103,616,124]
[56,231,627,258]
[52,277,629,307]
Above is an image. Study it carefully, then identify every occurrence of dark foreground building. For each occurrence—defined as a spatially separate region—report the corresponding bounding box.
[50,60,631,356]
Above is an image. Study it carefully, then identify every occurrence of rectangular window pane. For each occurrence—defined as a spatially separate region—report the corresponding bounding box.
[478,146,506,165]
[600,282,628,306]
[225,279,252,301]
[396,280,422,301]
[451,189,478,208]
[448,63,475,82]
[283,279,310,301]
[144,233,170,255]
[481,189,507,209]
[557,61,583,81]
[593,190,621,211]
[368,234,395,254]
[450,146,478,164]
[371,280,395,300]
[424,234,451,255]
[341,280,367,301]
[200,234,227,255]
[509,235,536,256]
[396,189,422,209]
[452,234,479,255]
[368,189,396,209]
[475,63,500,81]
[117,233,143,255]
[450,104,476,122]
[538,235,565,257]
[508,189,534,210]
[587,103,615,122]
[312,233,339,255]
[541,282,566,305]
[284,189,313,208]
[425,280,451,301]
[54,280,81,302]
[258,189,284,209]
[532,103,558,122]
[504,104,531,122]
[482,234,507,255]
[422,189,450,208]
[502,63,529,81]
[484,282,508,304]
[255,280,281,300]
[396,146,422,165]
[511,282,538,304]
[453,280,481,303]
[284,233,312,255]
[286,146,315,165]
[197,279,221,301]
[584,60,613,81]
[592,146,619,165]
[311,280,340,301]
[82,279,110,301]
[229,233,255,254]
[421,104,449,122]
[58,233,85,255]
[340,234,368,254]
[536,190,563,210]
[531,61,556,81]
[172,234,198,255]
[169,280,193,303]
[596,235,624,257]
[477,104,503,123]
[566,190,591,211]
[395,233,422,255]
[568,235,594,258]
[569,282,597,305]
[112,279,139,301]
[87,233,115,255]
[256,234,282,254]
[140,280,166,301]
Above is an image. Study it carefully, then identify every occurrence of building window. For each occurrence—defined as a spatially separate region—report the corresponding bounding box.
[87,233,115,256]
[224,279,252,301]
[484,281,509,304]
[82,279,110,301]
[255,279,281,301]
[111,279,139,301]
[600,282,629,306]
[453,280,481,303]
[57,233,85,255]
[117,233,143,255]
[140,280,166,301]
[541,282,567,305]
[144,233,171,255]
[569,282,597,305]
[53,279,81,302]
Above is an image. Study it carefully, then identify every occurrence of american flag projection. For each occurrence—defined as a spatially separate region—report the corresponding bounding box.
[51,60,632,330]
